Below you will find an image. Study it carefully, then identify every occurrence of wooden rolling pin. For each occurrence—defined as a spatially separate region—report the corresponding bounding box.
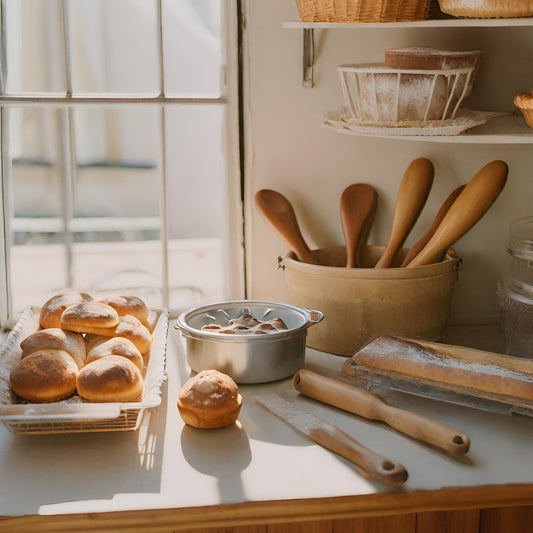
[293,369,470,456]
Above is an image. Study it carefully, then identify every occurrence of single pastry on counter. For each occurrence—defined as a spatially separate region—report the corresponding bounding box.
[514,90,533,129]
[77,355,144,402]
[60,300,119,333]
[94,294,150,327]
[39,290,93,329]
[177,369,242,429]
[20,328,86,368]
[85,336,144,371]
[10,349,78,402]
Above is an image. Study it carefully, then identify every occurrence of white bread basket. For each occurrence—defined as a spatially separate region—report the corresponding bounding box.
[0,306,168,434]
[338,64,476,125]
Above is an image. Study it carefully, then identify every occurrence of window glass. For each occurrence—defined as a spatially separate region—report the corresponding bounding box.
[162,0,223,97]
[69,0,160,95]
[4,0,65,94]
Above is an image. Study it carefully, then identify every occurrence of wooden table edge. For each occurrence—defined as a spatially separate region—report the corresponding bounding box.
[1,482,533,532]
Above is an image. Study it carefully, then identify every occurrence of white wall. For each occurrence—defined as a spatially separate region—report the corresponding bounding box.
[243,0,533,325]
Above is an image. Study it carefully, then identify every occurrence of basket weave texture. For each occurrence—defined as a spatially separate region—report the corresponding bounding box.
[438,0,533,18]
[295,0,432,22]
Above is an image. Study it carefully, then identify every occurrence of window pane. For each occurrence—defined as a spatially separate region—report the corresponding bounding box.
[4,0,66,94]
[69,0,160,95]
[8,103,227,313]
[162,0,223,97]
[165,104,226,309]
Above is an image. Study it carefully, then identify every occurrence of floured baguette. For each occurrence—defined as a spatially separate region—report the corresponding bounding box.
[353,335,533,402]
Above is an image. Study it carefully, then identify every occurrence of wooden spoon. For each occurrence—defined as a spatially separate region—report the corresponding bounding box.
[254,189,317,264]
[400,184,465,267]
[407,160,508,268]
[340,183,378,268]
[374,157,434,269]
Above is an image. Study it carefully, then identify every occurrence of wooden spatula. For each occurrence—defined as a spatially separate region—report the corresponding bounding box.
[256,393,408,486]
[374,158,434,269]
[340,183,378,268]
[407,160,508,268]
[293,369,470,456]
[254,189,317,264]
[400,184,465,267]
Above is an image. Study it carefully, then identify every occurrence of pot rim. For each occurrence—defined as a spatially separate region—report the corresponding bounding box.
[175,300,323,342]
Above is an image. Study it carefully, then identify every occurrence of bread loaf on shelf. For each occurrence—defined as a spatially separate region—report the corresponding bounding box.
[384,47,480,70]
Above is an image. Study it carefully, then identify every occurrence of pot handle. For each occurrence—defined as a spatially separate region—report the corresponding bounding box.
[304,307,324,324]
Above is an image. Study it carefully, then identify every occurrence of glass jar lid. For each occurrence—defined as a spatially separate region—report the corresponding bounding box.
[507,216,533,260]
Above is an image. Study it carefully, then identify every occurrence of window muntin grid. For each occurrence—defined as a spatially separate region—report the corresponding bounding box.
[0,0,235,324]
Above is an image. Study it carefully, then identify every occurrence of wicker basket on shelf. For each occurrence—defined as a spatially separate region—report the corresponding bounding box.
[438,0,533,18]
[295,0,433,22]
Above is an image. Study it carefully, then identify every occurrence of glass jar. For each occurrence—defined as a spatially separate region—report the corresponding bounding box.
[498,216,533,358]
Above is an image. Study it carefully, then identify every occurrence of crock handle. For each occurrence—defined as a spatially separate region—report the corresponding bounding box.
[305,308,324,324]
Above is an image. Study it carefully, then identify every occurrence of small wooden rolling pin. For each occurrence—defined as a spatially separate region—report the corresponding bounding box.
[293,369,470,456]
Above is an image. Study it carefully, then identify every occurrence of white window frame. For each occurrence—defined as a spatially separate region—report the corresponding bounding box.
[0,0,244,326]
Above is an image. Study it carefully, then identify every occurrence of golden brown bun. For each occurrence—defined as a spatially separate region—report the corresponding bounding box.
[177,369,242,429]
[514,91,533,129]
[86,336,144,371]
[77,355,144,402]
[10,350,78,402]
[83,315,152,355]
[20,328,86,368]
[95,294,149,323]
[60,301,120,333]
[39,291,92,329]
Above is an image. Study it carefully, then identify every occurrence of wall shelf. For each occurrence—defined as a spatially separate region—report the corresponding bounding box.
[283,18,533,29]
[323,113,533,143]
[284,18,533,87]
[285,17,533,142]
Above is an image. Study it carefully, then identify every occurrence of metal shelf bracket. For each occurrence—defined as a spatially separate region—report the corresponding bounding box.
[303,28,314,88]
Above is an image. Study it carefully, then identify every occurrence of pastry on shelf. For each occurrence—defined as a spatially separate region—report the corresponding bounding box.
[514,90,533,129]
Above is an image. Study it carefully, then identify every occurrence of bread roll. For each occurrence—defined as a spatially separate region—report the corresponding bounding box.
[77,355,144,402]
[20,328,86,368]
[82,315,152,355]
[86,336,144,371]
[10,349,78,402]
[39,291,92,329]
[95,294,149,324]
[60,301,120,333]
[177,369,242,429]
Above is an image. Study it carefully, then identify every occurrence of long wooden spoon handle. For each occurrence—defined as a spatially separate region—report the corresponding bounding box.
[375,158,434,269]
[254,189,317,264]
[340,183,378,268]
[407,160,508,268]
[293,369,470,456]
[400,184,465,267]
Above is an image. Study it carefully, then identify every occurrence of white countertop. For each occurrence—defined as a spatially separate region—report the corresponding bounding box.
[1,324,532,519]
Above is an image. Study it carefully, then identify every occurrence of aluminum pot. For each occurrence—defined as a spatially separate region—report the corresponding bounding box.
[175,300,323,384]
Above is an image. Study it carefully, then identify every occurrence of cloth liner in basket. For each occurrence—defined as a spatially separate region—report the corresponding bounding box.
[295,0,433,22]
